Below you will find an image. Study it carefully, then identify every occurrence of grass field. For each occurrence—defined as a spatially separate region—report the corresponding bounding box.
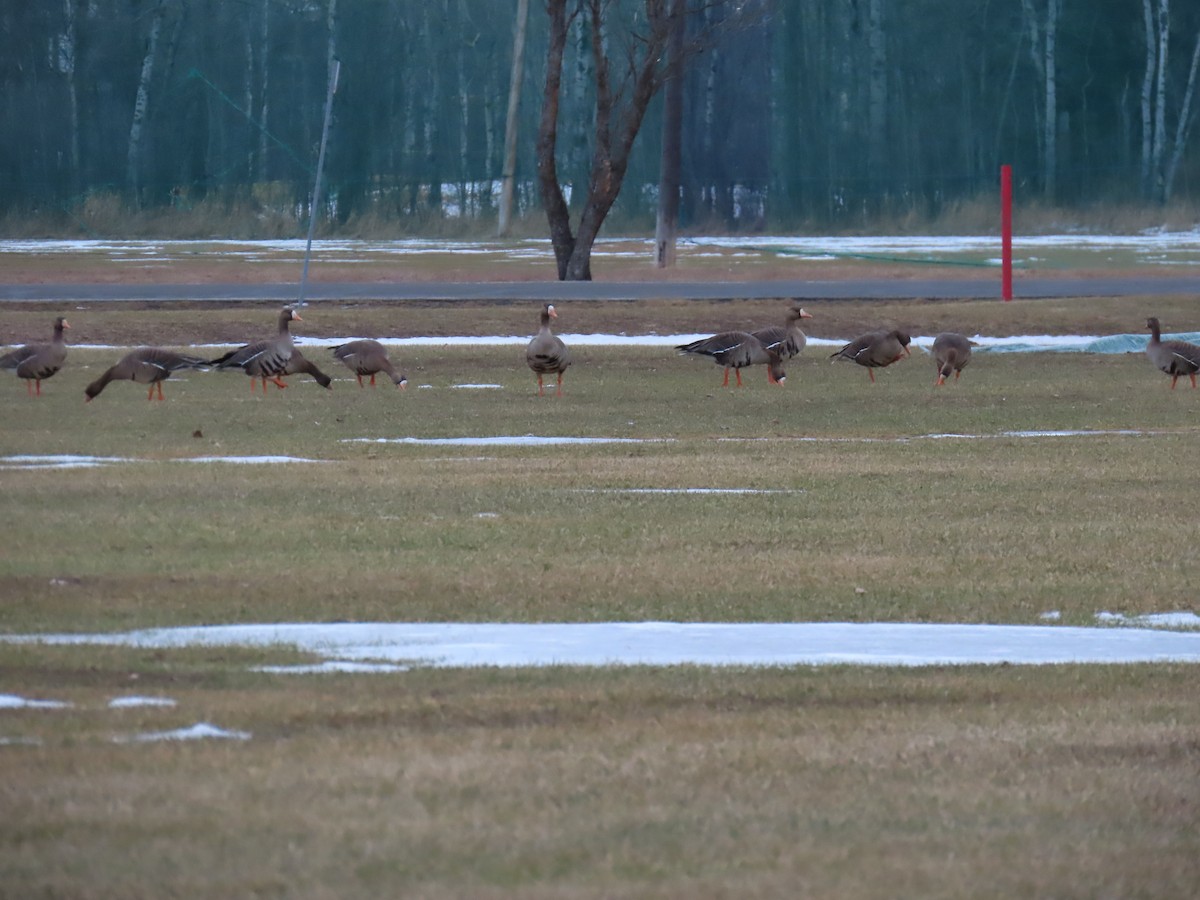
[2,295,1199,897]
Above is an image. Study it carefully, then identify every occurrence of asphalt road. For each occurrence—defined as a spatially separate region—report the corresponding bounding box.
[0,275,1196,303]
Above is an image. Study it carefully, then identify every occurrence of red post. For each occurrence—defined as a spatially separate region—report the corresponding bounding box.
[1000,164,1013,301]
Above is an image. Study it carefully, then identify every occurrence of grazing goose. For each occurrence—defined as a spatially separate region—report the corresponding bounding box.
[280,349,333,389]
[331,340,407,388]
[525,303,571,396]
[931,332,972,386]
[1145,317,1200,389]
[0,316,69,396]
[210,307,302,393]
[830,329,911,382]
[676,331,786,387]
[85,348,209,401]
[752,305,813,363]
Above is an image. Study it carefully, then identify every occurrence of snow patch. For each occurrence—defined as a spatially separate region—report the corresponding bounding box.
[112,722,251,743]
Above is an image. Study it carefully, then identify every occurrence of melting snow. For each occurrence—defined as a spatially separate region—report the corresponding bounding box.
[344,436,675,447]
[7,621,1200,669]
[112,722,251,743]
[0,693,72,709]
[108,696,177,709]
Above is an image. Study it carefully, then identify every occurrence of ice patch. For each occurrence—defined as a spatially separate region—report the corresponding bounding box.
[0,694,71,709]
[344,436,676,447]
[113,722,251,743]
[179,456,327,465]
[575,488,804,495]
[254,661,411,674]
[1096,611,1200,629]
[108,696,178,708]
[9,621,1200,668]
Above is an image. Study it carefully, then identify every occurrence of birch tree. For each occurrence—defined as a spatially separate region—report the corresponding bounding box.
[126,0,167,205]
[498,0,529,235]
[1021,0,1060,201]
[655,0,686,268]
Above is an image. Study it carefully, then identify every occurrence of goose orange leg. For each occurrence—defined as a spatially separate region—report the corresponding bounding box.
[735,369,743,387]
[536,374,545,396]
[556,373,564,397]
[721,367,730,387]
[369,373,377,387]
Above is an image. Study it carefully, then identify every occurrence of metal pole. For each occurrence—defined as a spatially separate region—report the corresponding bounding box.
[1000,164,1013,301]
[298,58,340,307]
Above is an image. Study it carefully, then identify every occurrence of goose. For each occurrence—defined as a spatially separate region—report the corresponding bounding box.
[830,329,911,382]
[676,331,786,386]
[331,340,407,388]
[752,305,813,363]
[931,332,972,386]
[1145,317,1200,388]
[280,349,333,389]
[526,303,571,396]
[0,317,69,396]
[210,307,302,393]
[85,348,209,401]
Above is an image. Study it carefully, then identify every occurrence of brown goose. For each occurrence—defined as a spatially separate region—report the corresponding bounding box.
[331,340,407,388]
[752,305,813,363]
[676,331,786,386]
[830,329,911,382]
[280,349,333,389]
[1145,317,1200,389]
[85,348,209,401]
[526,303,571,396]
[0,317,69,396]
[210,307,302,393]
[931,332,972,386]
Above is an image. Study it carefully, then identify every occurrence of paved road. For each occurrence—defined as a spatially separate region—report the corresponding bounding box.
[0,276,1196,303]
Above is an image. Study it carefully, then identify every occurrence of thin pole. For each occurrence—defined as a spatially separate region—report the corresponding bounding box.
[1000,164,1013,301]
[298,58,340,307]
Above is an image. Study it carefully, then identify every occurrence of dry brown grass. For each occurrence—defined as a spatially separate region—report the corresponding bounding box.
[1,648,1198,899]
[2,296,1200,897]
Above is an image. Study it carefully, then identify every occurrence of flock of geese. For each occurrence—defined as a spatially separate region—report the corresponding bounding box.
[1,304,1199,400]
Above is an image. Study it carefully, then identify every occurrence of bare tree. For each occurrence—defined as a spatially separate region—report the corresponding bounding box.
[538,0,759,281]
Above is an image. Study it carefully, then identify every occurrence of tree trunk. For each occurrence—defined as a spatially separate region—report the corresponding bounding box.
[866,0,887,195]
[655,0,685,268]
[1141,0,1156,197]
[1043,0,1059,201]
[257,0,270,183]
[62,0,81,193]
[126,0,166,206]
[537,0,576,279]
[498,0,529,236]
[1164,31,1200,201]
[1152,0,1170,202]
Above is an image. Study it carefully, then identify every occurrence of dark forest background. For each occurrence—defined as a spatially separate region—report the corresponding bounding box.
[2,0,1199,237]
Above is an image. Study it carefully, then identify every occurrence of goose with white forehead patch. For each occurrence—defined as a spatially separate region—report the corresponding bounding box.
[830,328,911,382]
[331,339,407,388]
[1145,317,1200,389]
[751,304,812,382]
[675,330,786,387]
[0,316,69,397]
[85,348,209,401]
[526,303,571,397]
[210,307,302,393]
[931,332,972,386]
